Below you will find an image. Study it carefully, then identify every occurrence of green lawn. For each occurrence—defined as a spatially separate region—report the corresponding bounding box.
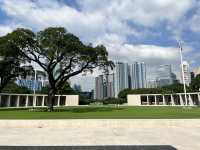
[0,106,200,119]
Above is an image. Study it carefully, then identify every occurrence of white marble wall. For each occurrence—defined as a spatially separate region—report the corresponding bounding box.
[0,94,79,107]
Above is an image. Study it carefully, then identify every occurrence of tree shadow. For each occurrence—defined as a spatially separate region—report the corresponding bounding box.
[53,106,125,113]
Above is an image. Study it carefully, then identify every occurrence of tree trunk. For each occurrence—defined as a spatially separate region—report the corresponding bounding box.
[48,89,55,112]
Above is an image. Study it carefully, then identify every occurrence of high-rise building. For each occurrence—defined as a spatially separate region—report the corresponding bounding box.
[182,61,191,86]
[106,73,115,98]
[94,75,104,100]
[114,62,129,97]
[95,62,147,99]
[130,62,147,89]
[156,64,176,87]
[94,74,115,99]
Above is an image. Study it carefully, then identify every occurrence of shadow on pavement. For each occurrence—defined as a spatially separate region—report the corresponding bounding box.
[0,145,177,150]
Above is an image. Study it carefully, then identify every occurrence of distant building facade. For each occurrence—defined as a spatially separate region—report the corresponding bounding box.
[182,61,191,86]
[95,62,147,99]
[156,64,177,87]
[114,62,129,97]
[130,62,147,89]
[16,70,47,91]
[94,74,115,99]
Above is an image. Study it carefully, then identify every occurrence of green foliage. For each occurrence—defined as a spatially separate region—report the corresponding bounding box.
[1,27,114,111]
[118,83,192,99]
[161,83,185,94]
[0,32,33,92]
[39,83,77,95]
[79,99,91,105]
[102,98,127,105]
[118,88,162,99]
[1,83,31,94]
[190,74,200,92]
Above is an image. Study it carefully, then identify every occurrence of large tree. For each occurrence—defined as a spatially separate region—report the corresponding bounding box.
[3,27,113,111]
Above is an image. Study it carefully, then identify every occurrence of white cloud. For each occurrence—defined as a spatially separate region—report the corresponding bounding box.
[77,0,193,27]
[0,0,197,90]
[0,25,12,36]
[0,24,23,36]
[190,10,200,32]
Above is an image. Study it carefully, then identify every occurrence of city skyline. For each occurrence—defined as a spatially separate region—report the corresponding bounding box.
[95,61,147,99]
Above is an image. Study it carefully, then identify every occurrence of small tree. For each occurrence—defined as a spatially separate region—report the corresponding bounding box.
[3,27,113,111]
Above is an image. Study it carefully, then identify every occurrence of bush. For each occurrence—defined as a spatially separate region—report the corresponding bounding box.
[102,98,127,105]
[79,98,91,105]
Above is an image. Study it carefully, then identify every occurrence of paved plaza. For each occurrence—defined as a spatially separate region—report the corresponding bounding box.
[0,120,200,150]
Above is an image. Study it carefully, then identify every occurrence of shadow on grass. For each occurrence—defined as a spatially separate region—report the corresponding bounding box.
[53,107,125,113]
[0,106,125,113]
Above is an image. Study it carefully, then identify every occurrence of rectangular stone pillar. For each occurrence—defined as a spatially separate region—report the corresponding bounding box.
[163,95,166,105]
[155,96,157,105]
[0,95,1,107]
[42,96,45,107]
[147,96,149,105]
[179,94,184,106]
[16,95,20,107]
[189,94,194,106]
[7,95,11,107]
[33,96,36,107]
[171,95,175,106]
[57,96,60,107]
[25,95,29,107]
[198,94,200,106]
[65,96,67,106]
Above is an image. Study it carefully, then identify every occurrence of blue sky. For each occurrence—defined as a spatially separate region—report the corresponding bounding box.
[0,0,200,91]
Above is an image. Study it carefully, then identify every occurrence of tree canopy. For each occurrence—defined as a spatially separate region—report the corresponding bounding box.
[0,35,31,92]
[190,74,200,92]
[1,27,113,111]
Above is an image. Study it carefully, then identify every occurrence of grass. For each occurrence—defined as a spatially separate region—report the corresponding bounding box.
[0,106,200,119]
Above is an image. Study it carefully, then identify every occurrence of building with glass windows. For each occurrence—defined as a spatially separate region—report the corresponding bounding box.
[130,62,147,89]
[94,74,115,100]
[156,64,176,87]
[114,62,129,97]
[182,61,191,86]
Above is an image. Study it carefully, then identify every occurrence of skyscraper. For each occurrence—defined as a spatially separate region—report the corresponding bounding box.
[130,62,147,89]
[106,73,115,98]
[95,61,147,99]
[156,64,176,87]
[95,75,104,100]
[94,74,115,100]
[114,62,129,97]
[182,61,191,86]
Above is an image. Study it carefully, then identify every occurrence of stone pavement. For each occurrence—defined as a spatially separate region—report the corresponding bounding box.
[0,120,199,150]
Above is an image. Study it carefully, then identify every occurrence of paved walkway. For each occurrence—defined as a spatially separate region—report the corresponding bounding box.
[0,120,200,150]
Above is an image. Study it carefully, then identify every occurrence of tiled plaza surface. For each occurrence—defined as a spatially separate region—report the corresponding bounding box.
[0,120,199,150]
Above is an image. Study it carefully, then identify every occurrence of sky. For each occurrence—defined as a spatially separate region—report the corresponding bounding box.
[0,0,200,91]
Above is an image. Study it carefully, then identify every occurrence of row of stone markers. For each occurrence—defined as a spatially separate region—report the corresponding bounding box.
[0,93,79,107]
